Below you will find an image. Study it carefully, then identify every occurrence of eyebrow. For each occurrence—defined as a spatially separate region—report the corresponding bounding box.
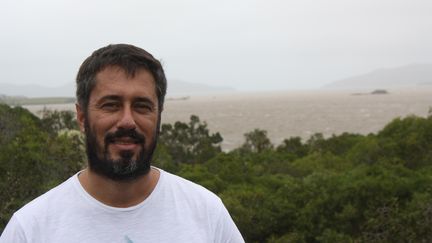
[99,95,121,102]
[98,95,156,107]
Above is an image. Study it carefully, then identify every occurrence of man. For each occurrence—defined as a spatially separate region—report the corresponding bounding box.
[0,44,244,243]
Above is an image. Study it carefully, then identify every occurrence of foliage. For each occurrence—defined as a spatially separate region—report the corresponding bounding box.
[39,108,79,133]
[238,128,273,153]
[174,114,432,242]
[157,115,222,165]
[276,136,308,158]
[0,104,84,231]
[2,103,432,242]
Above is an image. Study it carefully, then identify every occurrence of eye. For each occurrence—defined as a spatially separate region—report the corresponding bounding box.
[134,102,153,113]
[101,102,120,111]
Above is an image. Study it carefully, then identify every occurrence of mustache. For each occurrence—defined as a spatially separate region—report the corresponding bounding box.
[104,129,146,144]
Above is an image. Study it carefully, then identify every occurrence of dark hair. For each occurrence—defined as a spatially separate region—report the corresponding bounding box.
[76,44,167,113]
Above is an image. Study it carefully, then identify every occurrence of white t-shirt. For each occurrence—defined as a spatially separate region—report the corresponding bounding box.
[0,168,244,243]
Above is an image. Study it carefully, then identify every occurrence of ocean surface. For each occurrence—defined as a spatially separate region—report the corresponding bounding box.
[24,88,432,151]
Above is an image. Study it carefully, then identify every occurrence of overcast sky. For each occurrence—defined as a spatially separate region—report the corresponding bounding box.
[1,0,431,91]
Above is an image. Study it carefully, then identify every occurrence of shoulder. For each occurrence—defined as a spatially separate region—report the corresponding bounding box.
[0,214,26,243]
[156,168,226,218]
[159,169,222,203]
[156,169,245,243]
[12,175,77,227]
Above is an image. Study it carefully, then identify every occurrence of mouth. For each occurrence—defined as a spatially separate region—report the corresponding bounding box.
[104,129,146,154]
[112,137,140,145]
[109,136,141,151]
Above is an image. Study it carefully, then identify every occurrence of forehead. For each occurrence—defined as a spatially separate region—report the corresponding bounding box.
[91,66,157,101]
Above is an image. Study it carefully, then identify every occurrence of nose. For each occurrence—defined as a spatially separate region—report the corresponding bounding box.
[117,107,136,130]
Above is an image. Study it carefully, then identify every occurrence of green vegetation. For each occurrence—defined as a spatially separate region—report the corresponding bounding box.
[1,103,432,242]
[0,104,84,229]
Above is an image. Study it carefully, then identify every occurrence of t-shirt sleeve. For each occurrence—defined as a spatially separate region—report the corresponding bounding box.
[0,214,27,243]
[213,203,245,243]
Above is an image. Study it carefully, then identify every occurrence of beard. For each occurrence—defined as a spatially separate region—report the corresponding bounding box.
[84,119,158,182]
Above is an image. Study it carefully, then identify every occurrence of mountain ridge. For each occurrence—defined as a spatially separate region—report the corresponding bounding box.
[323,63,432,89]
[0,80,235,98]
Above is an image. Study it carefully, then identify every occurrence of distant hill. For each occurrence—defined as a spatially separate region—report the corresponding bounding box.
[167,80,235,96]
[323,63,432,90]
[0,95,75,106]
[0,80,235,98]
[0,82,75,98]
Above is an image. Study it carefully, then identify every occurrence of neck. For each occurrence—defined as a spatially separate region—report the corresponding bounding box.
[78,167,160,208]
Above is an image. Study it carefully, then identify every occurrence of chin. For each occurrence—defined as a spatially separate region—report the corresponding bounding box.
[84,125,157,181]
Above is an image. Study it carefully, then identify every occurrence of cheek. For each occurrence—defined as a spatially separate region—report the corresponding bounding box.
[139,119,159,142]
[93,115,118,132]
[89,120,114,145]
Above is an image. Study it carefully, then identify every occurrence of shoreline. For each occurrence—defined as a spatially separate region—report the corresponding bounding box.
[21,89,432,150]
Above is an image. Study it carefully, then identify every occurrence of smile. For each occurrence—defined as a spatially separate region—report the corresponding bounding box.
[114,141,136,145]
[108,137,142,151]
[110,142,139,151]
[112,137,140,144]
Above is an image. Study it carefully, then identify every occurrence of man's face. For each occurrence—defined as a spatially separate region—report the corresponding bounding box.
[76,66,160,181]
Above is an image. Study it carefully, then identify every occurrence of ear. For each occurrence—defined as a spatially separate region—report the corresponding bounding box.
[76,103,85,132]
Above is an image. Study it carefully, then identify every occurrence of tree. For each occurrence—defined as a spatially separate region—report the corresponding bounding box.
[39,108,79,133]
[239,129,273,153]
[0,104,84,232]
[276,136,308,158]
[377,116,432,169]
[158,115,223,164]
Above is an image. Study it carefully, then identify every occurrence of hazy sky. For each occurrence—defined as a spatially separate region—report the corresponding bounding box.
[1,0,431,91]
